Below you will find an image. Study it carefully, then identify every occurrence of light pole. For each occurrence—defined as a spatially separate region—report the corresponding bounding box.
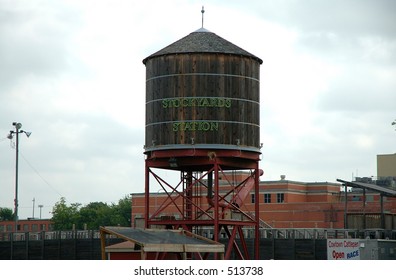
[32,198,35,219]
[38,205,43,219]
[7,122,31,232]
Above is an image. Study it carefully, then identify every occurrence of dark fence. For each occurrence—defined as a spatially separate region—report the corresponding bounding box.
[218,238,327,260]
[2,229,394,260]
[0,231,122,260]
[0,230,328,260]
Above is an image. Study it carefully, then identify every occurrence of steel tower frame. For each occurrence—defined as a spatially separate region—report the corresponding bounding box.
[144,148,261,260]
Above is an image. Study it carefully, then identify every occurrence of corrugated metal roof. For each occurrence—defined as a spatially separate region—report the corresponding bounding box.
[104,227,209,245]
[100,226,224,253]
[143,29,263,64]
[337,179,396,197]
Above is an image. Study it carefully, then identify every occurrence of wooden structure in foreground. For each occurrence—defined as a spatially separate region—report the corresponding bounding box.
[100,226,224,260]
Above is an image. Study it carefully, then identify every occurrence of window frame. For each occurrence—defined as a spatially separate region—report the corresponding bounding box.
[277,193,285,203]
[264,193,271,203]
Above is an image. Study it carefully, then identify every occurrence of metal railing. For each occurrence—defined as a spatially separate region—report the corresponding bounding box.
[0,230,102,241]
[257,228,396,240]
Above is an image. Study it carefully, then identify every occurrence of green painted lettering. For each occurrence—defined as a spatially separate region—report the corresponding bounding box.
[182,98,189,107]
[201,98,210,107]
[162,98,232,108]
[173,122,180,131]
[172,121,219,132]
[210,122,219,131]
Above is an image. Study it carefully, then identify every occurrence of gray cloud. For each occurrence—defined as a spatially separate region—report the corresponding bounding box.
[0,2,82,91]
[318,67,396,113]
[1,0,395,219]
[246,0,396,38]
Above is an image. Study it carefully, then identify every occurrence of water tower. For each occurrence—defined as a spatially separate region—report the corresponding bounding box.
[143,24,263,259]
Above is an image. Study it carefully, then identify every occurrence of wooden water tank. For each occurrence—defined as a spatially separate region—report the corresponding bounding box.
[143,28,262,153]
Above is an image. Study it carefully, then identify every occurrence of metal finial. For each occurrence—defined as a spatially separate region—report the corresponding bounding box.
[201,6,205,28]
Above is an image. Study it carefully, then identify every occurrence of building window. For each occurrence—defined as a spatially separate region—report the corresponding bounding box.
[264,193,271,203]
[0,225,4,232]
[277,193,284,203]
[40,224,46,231]
[251,193,255,203]
[23,224,29,232]
[7,225,12,232]
[32,224,38,232]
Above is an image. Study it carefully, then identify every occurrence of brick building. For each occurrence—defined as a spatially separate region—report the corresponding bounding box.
[131,172,396,230]
[0,219,53,233]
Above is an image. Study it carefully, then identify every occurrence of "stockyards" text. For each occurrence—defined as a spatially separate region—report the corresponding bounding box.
[162,97,231,108]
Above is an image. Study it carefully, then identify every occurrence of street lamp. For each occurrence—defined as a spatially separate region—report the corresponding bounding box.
[7,122,31,232]
[38,205,43,219]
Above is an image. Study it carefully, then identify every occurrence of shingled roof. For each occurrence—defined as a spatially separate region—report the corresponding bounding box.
[143,28,263,64]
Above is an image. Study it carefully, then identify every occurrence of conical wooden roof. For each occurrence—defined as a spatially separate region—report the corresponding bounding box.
[143,28,262,64]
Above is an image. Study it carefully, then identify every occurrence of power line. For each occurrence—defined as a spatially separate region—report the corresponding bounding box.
[4,138,62,197]
[16,149,64,197]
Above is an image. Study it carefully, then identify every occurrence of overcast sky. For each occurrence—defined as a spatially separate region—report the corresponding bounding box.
[1,0,395,219]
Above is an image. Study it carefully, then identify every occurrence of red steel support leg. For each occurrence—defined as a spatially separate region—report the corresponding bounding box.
[254,164,260,259]
[186,171,193,231]
[213,161,219,244]
[144,163,150,229]
[237,226,250,260]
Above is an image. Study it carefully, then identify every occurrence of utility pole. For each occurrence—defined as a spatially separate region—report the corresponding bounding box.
[7,122,31,232]
[32,198,35,219]
[38,205,43,219]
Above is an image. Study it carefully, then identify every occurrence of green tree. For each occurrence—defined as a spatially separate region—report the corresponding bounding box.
[112,195,132,226]
[78,196,132,229]
[79,202,112,230]
[50,195,132,230]
[51,197,81,230]
[0,207,14,221]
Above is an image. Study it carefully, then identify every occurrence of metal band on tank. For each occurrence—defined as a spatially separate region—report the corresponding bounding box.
[146,120,260,128]
[146,72,260,83]
[146,96,259,106]
[144,144,261,153]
